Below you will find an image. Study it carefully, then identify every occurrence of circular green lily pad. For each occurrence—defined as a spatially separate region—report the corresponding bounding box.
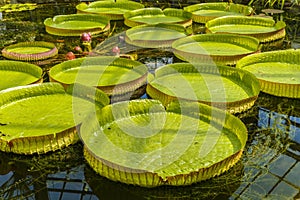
[236,49,300,98]
[76,1,144,20]
[206,16,286,43]
[80,99,247,187]
[124,8,192,28]
[1,41,58,61]
[184,2,253,23]
[147,63,260,113]
[125,24,189,48]
[44,14,110,36]
[0,60,43,91]
[0,83,109,154]
[49,56,148,98]
[172,34,260,65]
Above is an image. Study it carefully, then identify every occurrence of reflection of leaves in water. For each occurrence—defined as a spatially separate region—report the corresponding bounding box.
[234,93,299,199]
[0,143,84,199]
[84,155,244,200]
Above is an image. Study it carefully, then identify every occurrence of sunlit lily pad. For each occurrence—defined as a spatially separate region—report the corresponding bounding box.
[1,41,58,61]
[124,7,192,27]
[0,83,109,155]
[184,2,253,23]
[206,16,286,43]
[49,56,148,99]
[125,24,189,48]
[0,60,43,91]
[172,34,260,65]
[80,99,247,187]
[44,14,110,36]
[76,1,144,20]
[236,49,300,98]
[147,63,260,113]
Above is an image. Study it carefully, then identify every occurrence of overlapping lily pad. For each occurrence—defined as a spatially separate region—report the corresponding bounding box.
[206,16,286,43]
[236,49,300,98]
[184,2,253,24]
[80,99,247,187]
[49,56,148,100]
[0,83,109,154]
[172,34,260,65]
[1,41,58,61]
[76,1,144,20]
[0,60,43,91]
[125,23,189,48]
[44,14,110,36]
[124,7,192,27]
[147,63,260,113]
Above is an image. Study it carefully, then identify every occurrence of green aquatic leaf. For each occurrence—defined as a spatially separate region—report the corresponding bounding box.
[206,16,286,43]
[147,63,260,113]
[44,14,110,36]
[0,82,109,154]
[236,49,300,98]
[172,33,260,65]
[124,7,192,27]
[0,60,43,91]
[76,1,144,20]
[125,23,188,48]
[49,56,148,96]
[1,41,58,61]
[80,99,247,187]
[184,2,253,23]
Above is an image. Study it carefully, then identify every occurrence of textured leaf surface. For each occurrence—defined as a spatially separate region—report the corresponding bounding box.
[242,62,300,84]
[0,61,42,90]
[127,26,186,41]
[206,16,285,35]
[49,57,147,86]
[150,73,253,101]
[174,41,254,56]
[0,83,108,142]
[80,99,247,180]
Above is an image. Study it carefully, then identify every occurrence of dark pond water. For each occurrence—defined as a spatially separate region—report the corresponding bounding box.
[0,1,300,199]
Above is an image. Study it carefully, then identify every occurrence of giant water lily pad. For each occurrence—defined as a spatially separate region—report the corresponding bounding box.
[172,34,260,65]
[49,56,148,99]
[184,2,253,23]
[76,1,144,20]
[147,63,260,113]
[206,16,286,43]
[124,7,192,27]
[236,49,300,98]
[0,60,43,91]
[1,41,58,61]
[125,24,189,48]
[0,83,109,154]
[80,99,247,187]
[44,14,110,36]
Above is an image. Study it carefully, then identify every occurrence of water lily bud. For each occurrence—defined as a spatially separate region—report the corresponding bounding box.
[112,46,120,55]
[81,32,92,42]
[74,46,83,53]
[65,52,75,60]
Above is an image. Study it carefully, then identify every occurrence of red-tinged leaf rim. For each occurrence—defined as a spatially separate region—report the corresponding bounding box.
[1,41,58,61]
